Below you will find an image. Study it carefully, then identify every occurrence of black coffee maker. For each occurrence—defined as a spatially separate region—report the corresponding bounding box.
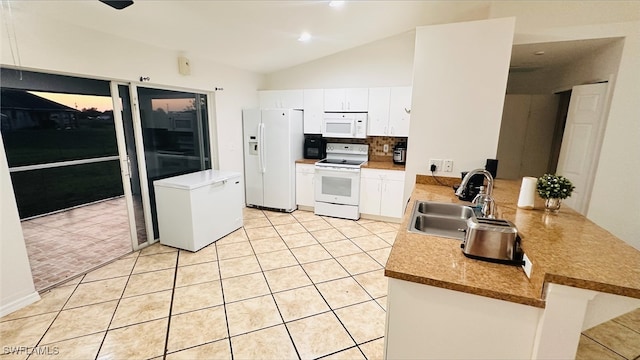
[454,159,499,201]
[455,172,485,201]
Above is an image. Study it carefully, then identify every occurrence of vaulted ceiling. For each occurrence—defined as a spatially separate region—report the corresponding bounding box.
[8,0,492,74]
[4,1,633,75]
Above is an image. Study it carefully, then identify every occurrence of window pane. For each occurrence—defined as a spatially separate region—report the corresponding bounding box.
[10,161,124,219]
[1,89,117,167]
[137,87,211,239]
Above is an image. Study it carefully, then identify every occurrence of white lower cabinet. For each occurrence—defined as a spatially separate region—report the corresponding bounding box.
[359,169,405,219]
[295,163,315,208]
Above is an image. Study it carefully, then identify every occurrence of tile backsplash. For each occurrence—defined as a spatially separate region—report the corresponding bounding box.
[325,136,407,161]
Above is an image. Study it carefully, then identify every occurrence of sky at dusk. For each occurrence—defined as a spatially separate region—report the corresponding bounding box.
[29,91,114,112]
[29,91,195,113]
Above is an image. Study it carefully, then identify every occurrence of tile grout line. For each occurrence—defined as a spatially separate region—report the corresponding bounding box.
[287,215,375,359]
[580,331,630,360]
[29,274,85,358]
[611,317,640,335]
[92,250,142,360]
[161,250,181,360]
[215,226,242,360]
[245,210,304,360]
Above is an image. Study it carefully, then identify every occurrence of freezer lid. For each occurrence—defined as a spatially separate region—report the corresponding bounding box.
[153,170,241,190]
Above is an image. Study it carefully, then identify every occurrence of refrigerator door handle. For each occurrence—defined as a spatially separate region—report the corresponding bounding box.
[259,122,266,173]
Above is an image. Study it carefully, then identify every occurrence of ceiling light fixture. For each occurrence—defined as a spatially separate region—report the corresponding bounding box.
[534,51,545,56]
[298,32,312,42]
[329,1,345,8]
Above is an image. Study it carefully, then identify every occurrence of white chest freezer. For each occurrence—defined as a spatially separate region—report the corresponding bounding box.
[153,170,243,252]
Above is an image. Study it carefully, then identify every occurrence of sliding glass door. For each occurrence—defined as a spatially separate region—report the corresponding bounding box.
[110,83,149,249]
[129,85,212,240]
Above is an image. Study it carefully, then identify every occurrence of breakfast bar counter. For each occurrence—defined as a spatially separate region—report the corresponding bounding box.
[383,177,640,359]
[385,178,640,306]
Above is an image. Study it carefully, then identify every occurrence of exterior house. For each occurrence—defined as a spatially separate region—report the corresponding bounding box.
[0,89,79,131]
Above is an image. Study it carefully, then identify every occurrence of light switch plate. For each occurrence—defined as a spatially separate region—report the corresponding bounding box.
[522,253,533,279]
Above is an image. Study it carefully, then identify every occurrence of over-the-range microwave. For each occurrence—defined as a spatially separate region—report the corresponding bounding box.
[322,112,367,139]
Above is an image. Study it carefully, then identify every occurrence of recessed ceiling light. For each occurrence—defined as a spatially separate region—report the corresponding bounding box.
[534,51,545,56]
[298,32,311,42]
[329,1,345,8]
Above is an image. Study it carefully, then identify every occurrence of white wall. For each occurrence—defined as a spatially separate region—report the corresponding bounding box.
[490,2,640,249]
[1,10,263,175]
[496,95,559,179]
[264,31,416,89]
[0,9,262,314]
[0,136,40,316]
[405,18,515,200]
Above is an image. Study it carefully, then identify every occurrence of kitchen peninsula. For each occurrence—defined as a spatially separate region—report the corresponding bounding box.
[384,177,640,359]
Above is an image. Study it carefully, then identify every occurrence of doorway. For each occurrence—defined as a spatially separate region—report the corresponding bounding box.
[1,69,214,290]
[1,69,136,290]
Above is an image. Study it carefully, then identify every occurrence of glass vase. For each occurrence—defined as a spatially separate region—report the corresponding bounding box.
[544,198,562,213]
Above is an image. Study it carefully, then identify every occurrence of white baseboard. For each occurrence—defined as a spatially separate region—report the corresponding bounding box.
[0,291,41,318]
[360,213,402,224]
[296,205,314,212]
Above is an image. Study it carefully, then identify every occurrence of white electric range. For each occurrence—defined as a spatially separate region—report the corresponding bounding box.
[314,143,369,220]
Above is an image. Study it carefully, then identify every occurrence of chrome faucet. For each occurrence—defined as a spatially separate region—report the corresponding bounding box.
[455,169,496,218]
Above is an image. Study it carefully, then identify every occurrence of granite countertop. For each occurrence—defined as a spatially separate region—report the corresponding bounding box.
[362,161,405,171]
[385,178,640,308]
[295,159,318,165]
[295,158,406,171]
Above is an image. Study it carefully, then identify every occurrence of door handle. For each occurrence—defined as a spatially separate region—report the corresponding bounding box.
[126,155,132,178]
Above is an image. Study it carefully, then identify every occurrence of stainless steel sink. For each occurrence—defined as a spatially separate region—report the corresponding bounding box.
[408,201,474,240]
[416,201,475,219]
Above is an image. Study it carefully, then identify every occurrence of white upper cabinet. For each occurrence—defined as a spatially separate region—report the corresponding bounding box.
[367,86,412,137]
[367,87,391,136]
[259,90,303,109]
[324,88,368,112]
[389,86,412,136]
[303,89,323,134]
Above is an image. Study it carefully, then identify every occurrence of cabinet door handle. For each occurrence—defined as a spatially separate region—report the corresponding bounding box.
[404,107,411,114]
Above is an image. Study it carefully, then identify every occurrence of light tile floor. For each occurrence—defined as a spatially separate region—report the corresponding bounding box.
[577,308,640,360]
[1,208,395,360]
[3,207,638,359]
[21,197,133,291]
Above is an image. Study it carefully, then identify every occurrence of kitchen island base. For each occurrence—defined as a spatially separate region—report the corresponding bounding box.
[384,278,637,359]
[384,278,540,359]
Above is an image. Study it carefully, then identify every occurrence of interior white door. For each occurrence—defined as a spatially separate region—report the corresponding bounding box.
[556,83,609,215]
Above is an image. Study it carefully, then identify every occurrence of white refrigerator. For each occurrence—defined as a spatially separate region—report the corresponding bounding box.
[242,109,303,212]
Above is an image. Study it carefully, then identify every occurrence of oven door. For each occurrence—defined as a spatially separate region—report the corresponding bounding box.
[322,116,354,138]
[314,166,360,206]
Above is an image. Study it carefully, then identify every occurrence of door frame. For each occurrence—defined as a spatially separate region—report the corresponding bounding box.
[120,82,219,245]
[110,82,154,250]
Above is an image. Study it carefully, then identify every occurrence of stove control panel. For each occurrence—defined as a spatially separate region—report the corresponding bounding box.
[326,143,369,156]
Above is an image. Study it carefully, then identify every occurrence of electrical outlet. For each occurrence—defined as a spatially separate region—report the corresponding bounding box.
[383,144,389,153]
[443,159,453,172]
[429,159,442,171]
[522,253,533,279]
